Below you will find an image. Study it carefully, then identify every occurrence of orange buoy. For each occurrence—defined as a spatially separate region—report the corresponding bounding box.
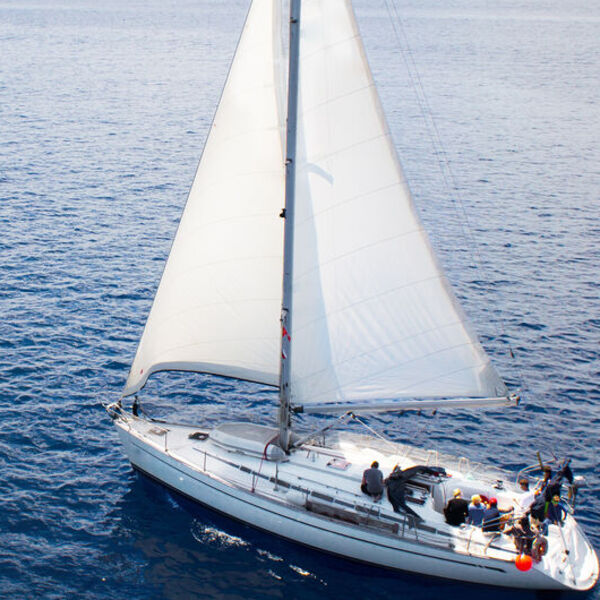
[515,553,533,572]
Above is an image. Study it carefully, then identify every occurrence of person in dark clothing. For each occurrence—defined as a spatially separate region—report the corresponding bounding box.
[385,465,440,523]
[361,461,384,500]
[537,465,552,493]
[543,460,574,502]
[482,497,502,532]
[530,492,546,522]
[545,495,567,525]
[444,489,469,526]
[506,516,536,554]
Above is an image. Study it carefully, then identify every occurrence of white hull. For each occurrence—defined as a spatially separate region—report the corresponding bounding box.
[112,413,598,591]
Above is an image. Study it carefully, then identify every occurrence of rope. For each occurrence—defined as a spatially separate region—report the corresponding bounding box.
[252,434,280,493]
[349,413,397,451]
[380,0,535,402]
[291,411,353,448]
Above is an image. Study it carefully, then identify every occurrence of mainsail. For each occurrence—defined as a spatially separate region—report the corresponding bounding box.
[287,0,507,408]
[124,0,286,396]
[124,0,507,410]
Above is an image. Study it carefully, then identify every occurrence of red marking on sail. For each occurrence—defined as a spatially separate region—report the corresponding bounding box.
[282,327,291,341]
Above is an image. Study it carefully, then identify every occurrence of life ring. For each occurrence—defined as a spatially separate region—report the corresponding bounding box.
[532,536,548,562]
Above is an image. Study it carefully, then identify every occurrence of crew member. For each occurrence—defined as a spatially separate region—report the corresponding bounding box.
[385,465,440,523]
[444,489,469,526]
[361,461,384,501]
[468,495,486,526]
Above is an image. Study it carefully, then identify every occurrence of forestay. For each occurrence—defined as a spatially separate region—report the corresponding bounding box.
[123,0,286,396]
[288,0,507,408]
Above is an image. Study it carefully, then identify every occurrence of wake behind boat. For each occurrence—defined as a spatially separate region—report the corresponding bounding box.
[107,0,598,590]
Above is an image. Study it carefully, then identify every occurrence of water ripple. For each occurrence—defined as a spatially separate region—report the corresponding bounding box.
[1,1,599,599]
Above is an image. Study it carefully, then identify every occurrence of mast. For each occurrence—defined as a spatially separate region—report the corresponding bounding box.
[278,0,301,452]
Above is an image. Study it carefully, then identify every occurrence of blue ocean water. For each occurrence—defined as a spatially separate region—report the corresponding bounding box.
[1,0,599,598]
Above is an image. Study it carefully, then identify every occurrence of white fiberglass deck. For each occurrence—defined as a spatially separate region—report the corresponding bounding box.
[113,414,599,591]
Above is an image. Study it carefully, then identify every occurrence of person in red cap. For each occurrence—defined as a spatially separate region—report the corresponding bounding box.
[482,497,502,532]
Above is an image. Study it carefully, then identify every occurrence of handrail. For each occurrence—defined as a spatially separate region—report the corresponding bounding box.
[558,519,577,586]
[183,445,517,560]
[117,414,520,561]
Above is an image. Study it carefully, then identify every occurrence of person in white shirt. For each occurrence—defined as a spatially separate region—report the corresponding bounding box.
[516,477,536,516]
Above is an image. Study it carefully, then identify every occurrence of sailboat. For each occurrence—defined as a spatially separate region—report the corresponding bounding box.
[107,0,598,590]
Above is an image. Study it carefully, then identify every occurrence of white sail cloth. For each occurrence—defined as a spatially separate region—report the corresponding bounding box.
[124,0,286,396]
[124,0,507,408]
[287,0,506,407]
